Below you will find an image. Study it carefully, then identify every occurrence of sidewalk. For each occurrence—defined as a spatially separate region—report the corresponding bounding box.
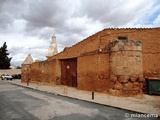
[8,80,160,116]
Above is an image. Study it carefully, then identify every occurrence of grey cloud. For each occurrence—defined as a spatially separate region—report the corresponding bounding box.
[57,32,85,52]
[23,0,72,31]
[77,0,154,27]
[0,0,91,44]
[37,27,55,40]
[0,0,158,66]
[32,49,47,61]
[0,0,26,30]
[9,46,33,55]
[21,0,89,48]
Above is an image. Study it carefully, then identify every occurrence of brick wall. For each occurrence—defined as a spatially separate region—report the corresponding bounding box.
[50,28,160,77]
[21,64,31,83]
[29,59,61,85]
[77,54,110,92]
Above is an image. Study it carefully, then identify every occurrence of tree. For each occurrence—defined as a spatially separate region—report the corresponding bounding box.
[0,42,12,69]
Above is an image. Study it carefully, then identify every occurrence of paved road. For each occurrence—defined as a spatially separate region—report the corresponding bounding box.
[0,81,158,120]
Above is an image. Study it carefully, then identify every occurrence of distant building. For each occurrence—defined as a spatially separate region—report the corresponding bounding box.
[45,34,58,58]
[21,28,160,96]
[21,54,34,82]
[22,54,34,65]
[10,65,16,69]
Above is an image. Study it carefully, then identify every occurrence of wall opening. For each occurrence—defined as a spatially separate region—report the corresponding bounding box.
[61,58,77,87]
[118,36,128,40]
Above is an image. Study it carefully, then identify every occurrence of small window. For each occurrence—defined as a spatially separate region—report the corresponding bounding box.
[118,36,128,40]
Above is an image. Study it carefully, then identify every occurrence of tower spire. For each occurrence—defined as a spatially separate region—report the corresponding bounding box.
[46,33,58,58]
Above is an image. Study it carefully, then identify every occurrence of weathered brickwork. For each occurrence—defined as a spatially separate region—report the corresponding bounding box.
[77,54,110,92]
[49,28,160,77]
[29,59,61,85]
[21,64,31,83]
[22,28,160,96]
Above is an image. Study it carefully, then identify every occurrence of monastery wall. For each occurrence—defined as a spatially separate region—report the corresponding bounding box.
[22,28,160,96]
[21,64,31,83]
[50,33,100,59]
[30,59,61,85]
[98,28,160,77]
[77,53,110,92]
[51,28,160,78]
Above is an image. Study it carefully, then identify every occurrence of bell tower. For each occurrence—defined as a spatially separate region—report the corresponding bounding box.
[46,34,58,58]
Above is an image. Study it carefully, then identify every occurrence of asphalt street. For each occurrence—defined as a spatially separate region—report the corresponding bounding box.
[0,81,158,120]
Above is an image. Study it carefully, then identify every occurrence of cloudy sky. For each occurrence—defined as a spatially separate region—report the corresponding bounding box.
[0,0,160,66]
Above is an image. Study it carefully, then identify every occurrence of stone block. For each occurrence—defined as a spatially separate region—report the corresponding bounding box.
[139,83,143,89]
[122,90,133,96]
[122,82,133,90]
[114,82,123,90]
[138,75,144,81]
[109,82,115,89]
[133,82,140,90]
[109,89,122,96]
[130,75,138,82]
[110,74,117,82]
[132,90,140,95]
[118,75,129,83]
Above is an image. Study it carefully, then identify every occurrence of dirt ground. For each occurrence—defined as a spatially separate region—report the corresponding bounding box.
[0,69,21,75]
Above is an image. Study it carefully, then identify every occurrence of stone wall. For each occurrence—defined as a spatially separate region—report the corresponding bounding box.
[108,40,144,96]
